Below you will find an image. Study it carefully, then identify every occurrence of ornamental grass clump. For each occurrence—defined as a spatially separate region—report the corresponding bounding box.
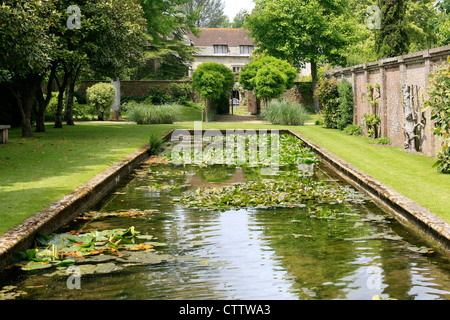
[127,102,181,124]
[261,99,310,126]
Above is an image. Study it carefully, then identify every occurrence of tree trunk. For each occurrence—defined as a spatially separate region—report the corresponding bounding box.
[205,99,210,123]
[35,65,56,132]
[54,70,69,129]
[65,64,81,125]
[35,87,47,133]
[9,74,42,137]
[311,61,320,114]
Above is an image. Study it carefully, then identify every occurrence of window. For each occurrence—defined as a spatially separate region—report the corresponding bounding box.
[240,45,254,55]
[233,66,242,73]
[214,45,228,54]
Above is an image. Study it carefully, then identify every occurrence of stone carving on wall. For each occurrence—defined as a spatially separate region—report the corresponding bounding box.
[402,84,426,152]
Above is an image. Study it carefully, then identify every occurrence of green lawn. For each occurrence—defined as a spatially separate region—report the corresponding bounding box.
[178,105,203,122]
[0,121,449,235]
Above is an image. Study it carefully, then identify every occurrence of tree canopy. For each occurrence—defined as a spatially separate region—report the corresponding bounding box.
[193,62,234,100]
[133,0,199,80]
[239,56,297,101]
[245,0,358,112]
[0,0,147,136]
[375,0,409,59]
[181,0,229,28]
[192,62,234,121]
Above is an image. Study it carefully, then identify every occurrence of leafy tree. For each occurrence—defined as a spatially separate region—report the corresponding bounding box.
[192,62,234,121]
[375,0,409,59]
[245,0,357,113]
[232,9,249,28]
[405,0,440,52]
[0,0,147,135]
[181,0,229,28]
[434,0,450,46]
[64,0,146,125]
[47,0,146,128]
[0,0,59,137]
[239,56,297,104]
[135,0,199,80]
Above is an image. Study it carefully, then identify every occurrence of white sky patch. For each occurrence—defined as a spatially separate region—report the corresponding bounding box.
[223,0,255,19]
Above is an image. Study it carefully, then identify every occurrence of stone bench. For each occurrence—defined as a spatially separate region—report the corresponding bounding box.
[0,125,11,144]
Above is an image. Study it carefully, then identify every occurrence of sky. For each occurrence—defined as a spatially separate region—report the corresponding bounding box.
[223,0,256,19]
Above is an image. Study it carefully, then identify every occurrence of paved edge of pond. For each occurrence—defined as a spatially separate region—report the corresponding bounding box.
[287,130,450,253]
[0,143,157,271]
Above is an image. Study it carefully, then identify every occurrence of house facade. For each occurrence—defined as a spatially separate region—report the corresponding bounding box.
[186,28,254,78]
[185,28,312,114]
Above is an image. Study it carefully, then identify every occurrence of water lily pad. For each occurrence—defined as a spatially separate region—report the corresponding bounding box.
[77,262,124,275]
[21,261,53,271]
[176,180,366,211]
[121,251,170,265]
[406,245,434,254]
[0,286,26,300]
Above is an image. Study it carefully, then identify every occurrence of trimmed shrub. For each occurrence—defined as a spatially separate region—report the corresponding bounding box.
[375,136,391,145]
[86,83,115,120]
[315,78,340,129]
[127,102,181,124]
[343,124,363,136]
[168,82,194,103]
[239,55,297,102]
[192,62,234,122]
[337,79,354,130]
[255,66,287,102]
[261,99,310,126]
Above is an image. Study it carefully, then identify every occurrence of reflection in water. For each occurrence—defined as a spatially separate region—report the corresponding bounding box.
[2,164,450,300]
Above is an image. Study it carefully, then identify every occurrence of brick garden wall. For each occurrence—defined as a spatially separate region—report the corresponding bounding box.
[282,82,314,110]
[327,45,450,157]
[76,80,192,98]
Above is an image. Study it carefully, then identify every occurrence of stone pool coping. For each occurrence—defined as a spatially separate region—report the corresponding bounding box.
[0,128,449,271]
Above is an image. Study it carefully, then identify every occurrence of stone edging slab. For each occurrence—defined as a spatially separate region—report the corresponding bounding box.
[0,144,152,270]
[287,130,450,252]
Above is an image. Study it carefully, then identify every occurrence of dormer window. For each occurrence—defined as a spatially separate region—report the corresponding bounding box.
[240,45,254,55]
[214,45,229,54]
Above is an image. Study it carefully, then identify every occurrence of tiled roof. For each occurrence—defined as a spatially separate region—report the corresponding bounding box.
[187,28,254,47]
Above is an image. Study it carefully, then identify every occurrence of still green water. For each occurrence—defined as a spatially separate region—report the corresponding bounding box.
[1,162,450,300]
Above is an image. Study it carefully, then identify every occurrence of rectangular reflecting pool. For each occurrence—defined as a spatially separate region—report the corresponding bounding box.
[1,133,449,300]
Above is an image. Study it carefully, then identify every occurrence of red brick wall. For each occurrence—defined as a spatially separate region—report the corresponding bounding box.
[328,45,450,157]
[76,80,192,97]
